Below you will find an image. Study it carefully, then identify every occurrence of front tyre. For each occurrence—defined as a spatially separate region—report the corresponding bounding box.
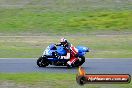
[37,56,49,67]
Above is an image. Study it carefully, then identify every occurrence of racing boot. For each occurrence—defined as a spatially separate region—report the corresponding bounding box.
[67,57,78,68]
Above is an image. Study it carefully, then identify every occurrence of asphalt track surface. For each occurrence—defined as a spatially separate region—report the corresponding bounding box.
[0,58,132,74]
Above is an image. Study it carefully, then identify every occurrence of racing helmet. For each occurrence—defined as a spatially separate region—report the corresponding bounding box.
[60,38,67,43]
[60,38,68,45]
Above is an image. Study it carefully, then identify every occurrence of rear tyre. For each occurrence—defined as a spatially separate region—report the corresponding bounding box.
[78,56,85,66]
[74,56,85,67]
[37,56,49,67]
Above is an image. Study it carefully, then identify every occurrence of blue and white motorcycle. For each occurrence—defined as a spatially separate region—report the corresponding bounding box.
[37,44,89,68]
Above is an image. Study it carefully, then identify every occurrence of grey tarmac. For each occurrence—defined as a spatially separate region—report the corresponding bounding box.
[0,58,132,74]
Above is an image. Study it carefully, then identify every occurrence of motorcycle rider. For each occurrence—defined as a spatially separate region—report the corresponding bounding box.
[56,38,79,67]
[56,38,71,49]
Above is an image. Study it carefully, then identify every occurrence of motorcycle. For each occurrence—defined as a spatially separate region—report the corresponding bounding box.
[37,44,89,68]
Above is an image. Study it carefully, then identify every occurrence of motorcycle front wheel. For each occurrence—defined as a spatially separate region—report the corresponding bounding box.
[37,56,49,67]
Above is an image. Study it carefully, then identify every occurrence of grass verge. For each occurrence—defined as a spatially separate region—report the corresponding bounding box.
[0,72,131,88]
[0,0,132,34]
[0,35,132,58]
[0,10,131,34]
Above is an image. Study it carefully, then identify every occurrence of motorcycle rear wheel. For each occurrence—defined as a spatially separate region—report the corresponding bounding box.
[73,56,85,67]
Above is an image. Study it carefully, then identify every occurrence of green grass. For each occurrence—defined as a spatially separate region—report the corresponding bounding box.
[0,0,132,35]
[0,10,131,34]
[0,35,132,58]
[0,73,131,88]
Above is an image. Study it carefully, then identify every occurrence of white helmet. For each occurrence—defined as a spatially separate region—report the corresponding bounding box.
[60,38,67,43]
